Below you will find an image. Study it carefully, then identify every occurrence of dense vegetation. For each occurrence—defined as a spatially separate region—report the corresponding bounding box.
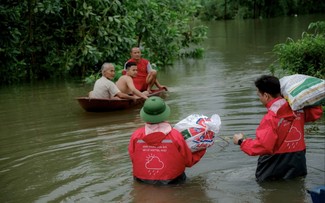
[0,0,207,85]
[271,21,325,79]
[199,0,325,20]
[1,0,324,85]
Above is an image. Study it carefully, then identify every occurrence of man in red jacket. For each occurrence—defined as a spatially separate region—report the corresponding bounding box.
[233,75,323,182]
[128,96,205,185]
[125,47,167,93]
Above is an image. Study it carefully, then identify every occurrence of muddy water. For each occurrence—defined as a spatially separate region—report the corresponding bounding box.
[0,15,324,203]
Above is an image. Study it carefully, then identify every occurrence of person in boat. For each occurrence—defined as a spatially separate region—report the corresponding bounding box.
[89,63,137,100]
[116,62,148,100]
[128,96,206,185]
[124,47,167,93]
[233,75,323,182]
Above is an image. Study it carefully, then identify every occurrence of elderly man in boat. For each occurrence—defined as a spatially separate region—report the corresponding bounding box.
[89,63,138,100]
[116,62,149,100]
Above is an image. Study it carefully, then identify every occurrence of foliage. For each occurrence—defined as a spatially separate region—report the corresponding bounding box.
[128,0,207,66]
[199,0,325,20]
[0,0,207,85]
[179,47,205,58]
[271,21,325,79]
[0,1,27,84]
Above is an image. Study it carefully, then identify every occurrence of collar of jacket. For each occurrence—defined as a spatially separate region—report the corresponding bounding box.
[266,97,295,119]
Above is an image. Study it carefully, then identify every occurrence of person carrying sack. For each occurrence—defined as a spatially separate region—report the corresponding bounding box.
[233,75,323,182]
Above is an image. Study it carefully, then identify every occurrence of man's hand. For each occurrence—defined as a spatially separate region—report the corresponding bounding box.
[233,133,244,145]
[158,85,168,91]
[131,95,138,102]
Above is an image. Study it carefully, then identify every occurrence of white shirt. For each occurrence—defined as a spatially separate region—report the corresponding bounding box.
[89,76,120,99]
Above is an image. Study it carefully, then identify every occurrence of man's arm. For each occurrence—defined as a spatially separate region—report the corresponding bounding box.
[154,78,167,90]
[171,129,206,167]
[146,69,167,91]
[126,77,148,99]
[115,92,138,101]
[147,63,167,90]
[109,82,136,100]
[240,119,278,156]
[304,106,323,122]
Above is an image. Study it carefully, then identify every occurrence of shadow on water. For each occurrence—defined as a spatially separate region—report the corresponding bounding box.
[0,14,324,203]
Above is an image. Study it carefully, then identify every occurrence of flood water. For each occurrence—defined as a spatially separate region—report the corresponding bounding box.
[1,15,324,203]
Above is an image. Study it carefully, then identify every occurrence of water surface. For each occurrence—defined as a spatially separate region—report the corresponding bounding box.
[0,14,324,203]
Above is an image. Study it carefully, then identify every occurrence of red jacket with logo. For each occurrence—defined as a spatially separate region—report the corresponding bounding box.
[128,122,205,182]
[241,98,323,155]
[240,97,323,181]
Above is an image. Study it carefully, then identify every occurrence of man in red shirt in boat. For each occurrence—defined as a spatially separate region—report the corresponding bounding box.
[124,47,167,93]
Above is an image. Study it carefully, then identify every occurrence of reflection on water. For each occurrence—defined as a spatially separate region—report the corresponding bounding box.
[0,15,324,203]
[130,177,212,203]
[259,179,308,203]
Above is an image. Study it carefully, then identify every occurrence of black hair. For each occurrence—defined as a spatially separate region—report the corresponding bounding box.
[254,75,281,98]
[125,61,137,69]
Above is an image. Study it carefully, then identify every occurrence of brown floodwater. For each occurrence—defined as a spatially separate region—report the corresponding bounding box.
[0,14,324,203]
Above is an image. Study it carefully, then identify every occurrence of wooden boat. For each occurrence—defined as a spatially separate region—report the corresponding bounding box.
[76,88,167,112]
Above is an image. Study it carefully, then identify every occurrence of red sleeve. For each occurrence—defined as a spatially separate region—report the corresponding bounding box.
[128,135,135,161]
[304,106,323,122]
[128,128,142,161]
[189,149,206,166]
[240,115,278,156]
[170,129,206,167]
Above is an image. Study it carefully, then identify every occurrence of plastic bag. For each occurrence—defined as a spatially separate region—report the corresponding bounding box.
[174,114,221,152]
[280,74,325,110]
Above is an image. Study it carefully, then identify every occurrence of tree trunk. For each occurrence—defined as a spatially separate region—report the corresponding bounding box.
[27,0,34,81]
[224,0,227,19]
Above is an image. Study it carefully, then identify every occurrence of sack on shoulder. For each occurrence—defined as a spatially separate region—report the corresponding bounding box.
[280,74,325,110]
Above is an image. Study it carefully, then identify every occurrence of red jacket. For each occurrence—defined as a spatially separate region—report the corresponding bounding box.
[128,122,205,182]
[127,58,150,91]
[241,98,323,182]
[241,98,323,156]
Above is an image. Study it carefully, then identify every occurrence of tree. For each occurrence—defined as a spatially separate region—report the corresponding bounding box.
[271,21,325,79]
[0,0,207,85]
[199,0,325,20]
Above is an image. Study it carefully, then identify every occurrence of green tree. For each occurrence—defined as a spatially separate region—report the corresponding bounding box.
[131,0,207,65]
[271,21,325,79]
[0,1,27,84]
[199,0,325,20]
[0,0,207,85]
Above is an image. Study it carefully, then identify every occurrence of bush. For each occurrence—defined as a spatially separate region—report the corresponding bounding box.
[0,0,207,85]
[271,21,325,79]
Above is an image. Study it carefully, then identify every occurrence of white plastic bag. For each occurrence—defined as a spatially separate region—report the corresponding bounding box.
[280,74,325,110]
[174,114,221,152]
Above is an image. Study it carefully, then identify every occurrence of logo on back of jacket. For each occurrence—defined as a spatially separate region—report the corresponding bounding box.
[279,113,304,151]
[145,154,164,175]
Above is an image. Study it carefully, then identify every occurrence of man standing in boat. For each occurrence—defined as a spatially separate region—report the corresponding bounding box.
[116,62,148,100]
[125,47,167,93]
[89,63,137,100]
